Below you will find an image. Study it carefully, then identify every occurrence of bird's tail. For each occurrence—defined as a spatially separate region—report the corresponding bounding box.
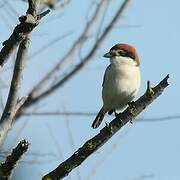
[92,107,105,129]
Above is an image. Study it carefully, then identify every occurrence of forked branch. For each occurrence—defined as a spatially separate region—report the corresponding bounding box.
[0,0,50,66]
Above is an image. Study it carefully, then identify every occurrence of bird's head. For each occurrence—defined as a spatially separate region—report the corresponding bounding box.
[103,43,140,67]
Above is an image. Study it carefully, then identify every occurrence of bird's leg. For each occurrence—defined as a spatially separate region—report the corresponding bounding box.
[128,101,136,109]
[108,109,114,115]
[114,110,118,117]
[105,121,110,128]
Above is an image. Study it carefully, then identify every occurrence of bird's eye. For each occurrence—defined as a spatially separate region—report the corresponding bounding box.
[116,49,125,56]
[109,49,129,57]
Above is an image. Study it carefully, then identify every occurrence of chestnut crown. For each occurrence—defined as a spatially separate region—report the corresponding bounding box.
[104,43,140,66]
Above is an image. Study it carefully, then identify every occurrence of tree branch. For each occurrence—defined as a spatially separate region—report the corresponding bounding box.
[0,0,50,66]
[0,38,29,145]
[0,140,29,180]
[42,75,169,180]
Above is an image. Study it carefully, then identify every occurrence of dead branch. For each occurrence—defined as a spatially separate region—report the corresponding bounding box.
[0,139,29,180]
[0,0,50,66]
[42,75,169,180]
[0,38,29,145]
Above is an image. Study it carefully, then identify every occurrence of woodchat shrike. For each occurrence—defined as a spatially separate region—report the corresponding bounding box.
[92,43,141,128]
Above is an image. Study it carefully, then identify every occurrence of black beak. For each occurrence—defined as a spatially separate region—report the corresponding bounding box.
[103,52,113,58]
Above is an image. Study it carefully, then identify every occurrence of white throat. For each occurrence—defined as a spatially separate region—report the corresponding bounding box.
[110,56,137,67]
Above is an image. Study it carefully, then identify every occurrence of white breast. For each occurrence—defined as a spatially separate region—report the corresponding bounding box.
[102,56,141,111]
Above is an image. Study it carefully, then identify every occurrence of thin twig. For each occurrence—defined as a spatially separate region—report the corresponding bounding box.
[46,124,65,161]
[22,111,96,116]
[63,106,82,180]
[20,112,180,122]
[131,174,155,180]
[55,0,71,10]
[29,31,74,60]
[42,75,169,180]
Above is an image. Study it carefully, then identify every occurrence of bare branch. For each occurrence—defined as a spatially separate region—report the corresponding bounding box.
[132,174,155,180]
[45,0,71,9]
[56,0,71,9]
[140,115,180,122]
[29,31,73,60]
[0,139,29,180]
[0,38,29,145]
[46,124,65,160]
[30,0,107,95]
[42,75,169,180]
[0,0,50,66]
[22,111,95,116]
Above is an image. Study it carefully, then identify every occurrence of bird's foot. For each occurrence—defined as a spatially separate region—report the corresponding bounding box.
[129,119,133,124]
[128,101,136,109]
[114,111,119,117]
[105,121,110,128]
[108,109,114,115]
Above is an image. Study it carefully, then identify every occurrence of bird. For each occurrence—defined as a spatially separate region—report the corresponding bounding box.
[92,43,141,129]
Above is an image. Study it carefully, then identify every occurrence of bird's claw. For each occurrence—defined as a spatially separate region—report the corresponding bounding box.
[128,101,136,109]
[108,109,114,115]
[114,111,119,117]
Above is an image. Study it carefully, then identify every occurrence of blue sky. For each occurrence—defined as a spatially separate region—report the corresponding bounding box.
[0,0,180,180]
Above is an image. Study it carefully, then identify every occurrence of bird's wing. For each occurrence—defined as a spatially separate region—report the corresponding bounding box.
[102,64,111,87]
